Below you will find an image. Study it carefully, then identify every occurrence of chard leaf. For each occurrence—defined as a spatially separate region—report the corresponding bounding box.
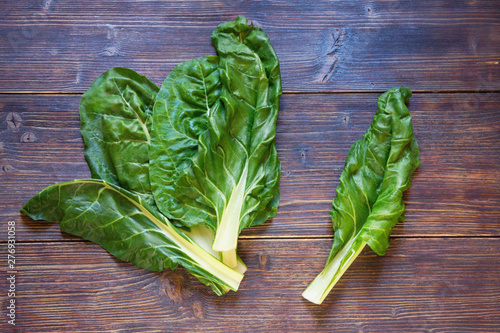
[25,65,245,295]
[21,179,243,296]
[150,56,221,227]
[79,67,159,202]
[303,87,420,304]
[150,16,282,262]
[80,65,247,277]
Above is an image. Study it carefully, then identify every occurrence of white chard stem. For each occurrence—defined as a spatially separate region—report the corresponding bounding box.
[221,249,238,268]
[302,238,366,305]
[212,163,248,253]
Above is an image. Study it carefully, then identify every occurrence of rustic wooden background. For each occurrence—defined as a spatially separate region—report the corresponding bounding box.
[1,1,499,332]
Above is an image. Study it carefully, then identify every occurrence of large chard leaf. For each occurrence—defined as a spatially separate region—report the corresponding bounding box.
[150,56,221,227]
[21,180,243,295]
[81,66,247,275]
[148,55,243,266]
[150,16,282,264]
[302,87,420,304]
[23,66,245,295]
[80,67,159,203]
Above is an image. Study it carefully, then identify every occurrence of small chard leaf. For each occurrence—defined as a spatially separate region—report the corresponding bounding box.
[150,16,282,258]
[303,87,420,304]
[21,179,243,295]
[79,67,159,202]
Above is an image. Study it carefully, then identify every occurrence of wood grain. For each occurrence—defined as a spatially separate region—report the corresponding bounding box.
[1,238,498,332]
[1,1,499,331]
[1,93,499,241]
[1,0,499,92]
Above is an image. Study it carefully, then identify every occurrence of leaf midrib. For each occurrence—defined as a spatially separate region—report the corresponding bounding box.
[112,78,151,143]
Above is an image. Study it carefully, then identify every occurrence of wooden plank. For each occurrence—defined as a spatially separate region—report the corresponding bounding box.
[1,0,499,92]
[1,93,499,241]
[0,1,497,331]
[1,238,499,331]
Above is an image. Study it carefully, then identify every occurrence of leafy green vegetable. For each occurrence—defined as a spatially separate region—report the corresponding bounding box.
[149,56,241,266]
[80,67,159,204]
[149,56,221,228]
[22,67,245,294]
[80,66,247,272]
[302,87,420,304]
[21,16,281,295]
[21,179,243,295]
[150,16,282,267]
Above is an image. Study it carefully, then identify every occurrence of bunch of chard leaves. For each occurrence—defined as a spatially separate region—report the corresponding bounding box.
[302,87,420,304]
[21,16,281,295]
[150,16,281,267]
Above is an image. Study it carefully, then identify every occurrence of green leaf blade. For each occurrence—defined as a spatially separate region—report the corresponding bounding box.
[150,56,222,228]
[303,87,420,304]
[79,67,159,201]
[359,89,420,255]
[150,17,282,258]
[21,179,244,295]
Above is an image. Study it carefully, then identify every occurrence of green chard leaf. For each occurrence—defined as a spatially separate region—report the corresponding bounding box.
[150,56,221,228]
[148,56,242,266]
[79,67,159,204]
[20,180,243,295]
[302,87,420,304]
[150,16,282,267]
[23,66,245,295]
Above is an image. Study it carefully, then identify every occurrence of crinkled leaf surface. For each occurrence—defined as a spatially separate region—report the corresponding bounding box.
[24,66,244,295]
[303,87,420,304]
[150,16,282,253]
[21,179,243,295]
[150,56,221,227]
[80,67,158,203]
[330,87,420,256]
[80,65,245,272]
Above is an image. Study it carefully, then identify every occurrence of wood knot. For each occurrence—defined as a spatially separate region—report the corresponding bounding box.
[103,46,119,57]
[258,254,271,270]
[316,28,347,83]
[20,132,37,143]
[1,164,14,173]
[248,20,262,28]
[342,115,350,125]
[43,0,53,11]
[164,274,185,303]
[192,300,204,319]
[6,112,22,132]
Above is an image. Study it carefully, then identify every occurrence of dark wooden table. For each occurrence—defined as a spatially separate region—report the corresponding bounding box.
[1,1,499,332]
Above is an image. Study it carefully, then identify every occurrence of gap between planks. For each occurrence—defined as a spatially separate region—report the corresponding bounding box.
[2,235,499,244]
[1,90,500,95]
